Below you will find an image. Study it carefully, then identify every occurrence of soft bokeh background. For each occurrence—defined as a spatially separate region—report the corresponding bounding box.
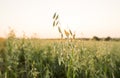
[0,0,120,38]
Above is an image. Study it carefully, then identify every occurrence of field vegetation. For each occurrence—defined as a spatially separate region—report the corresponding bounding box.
[0,33,120,78]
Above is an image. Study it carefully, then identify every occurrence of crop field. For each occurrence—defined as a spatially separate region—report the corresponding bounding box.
[1,0,120,78]
[0,37,120,78]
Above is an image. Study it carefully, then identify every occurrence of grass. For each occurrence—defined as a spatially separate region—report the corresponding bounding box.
[0,37,120,78]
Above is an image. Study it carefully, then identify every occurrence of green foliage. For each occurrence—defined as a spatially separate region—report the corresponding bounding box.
[0,37,120,78]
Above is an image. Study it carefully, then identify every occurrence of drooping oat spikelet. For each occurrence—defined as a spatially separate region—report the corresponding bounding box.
[53,12,56,19]
[69,29,72,36]
[58,26,62,34]
[55,15,59,20]
[56,21,59,26]
[53,12,59,27]
[64,29,69,38]
[53,21,56,27]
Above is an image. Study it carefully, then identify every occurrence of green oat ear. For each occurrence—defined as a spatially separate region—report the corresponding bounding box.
[53,12,56,19]
[55,15,59,20]
[58,26,62,34]
[69,29,72,36]
[53,21,56,27]
[53,12,59,27]
[52,12,63,39]
[56,21,59,26]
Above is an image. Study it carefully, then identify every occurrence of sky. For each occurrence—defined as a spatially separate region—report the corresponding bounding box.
[0,0,120,38]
